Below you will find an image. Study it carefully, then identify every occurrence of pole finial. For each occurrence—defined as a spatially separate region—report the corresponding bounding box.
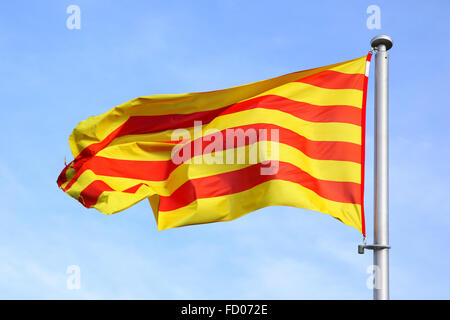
[370,35,393,50]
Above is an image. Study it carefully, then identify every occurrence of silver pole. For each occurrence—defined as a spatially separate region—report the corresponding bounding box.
[371,35,393,300]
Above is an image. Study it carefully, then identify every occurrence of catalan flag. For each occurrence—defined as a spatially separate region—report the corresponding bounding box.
[57,54,371,235]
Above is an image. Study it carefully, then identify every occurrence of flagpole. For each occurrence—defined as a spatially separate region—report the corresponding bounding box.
[371,35,393,300]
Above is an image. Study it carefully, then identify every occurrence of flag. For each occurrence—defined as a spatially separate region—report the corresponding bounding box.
[57,54,371,235]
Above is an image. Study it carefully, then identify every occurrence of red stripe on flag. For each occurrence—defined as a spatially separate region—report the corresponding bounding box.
[79,180,114,208]
[71,95,362,164]
[158,161,362,211]
[59,123,362,190]
[296,70,365,90]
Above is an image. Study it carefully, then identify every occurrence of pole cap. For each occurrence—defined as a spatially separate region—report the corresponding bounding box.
[370,35,393,50]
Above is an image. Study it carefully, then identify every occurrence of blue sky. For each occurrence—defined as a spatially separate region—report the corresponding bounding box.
[0,0,449,299]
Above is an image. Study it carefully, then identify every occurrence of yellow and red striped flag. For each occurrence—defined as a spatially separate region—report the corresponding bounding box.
[57,54,371,235]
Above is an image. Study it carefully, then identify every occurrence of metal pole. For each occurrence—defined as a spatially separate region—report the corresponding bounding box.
[371,35,393,300]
